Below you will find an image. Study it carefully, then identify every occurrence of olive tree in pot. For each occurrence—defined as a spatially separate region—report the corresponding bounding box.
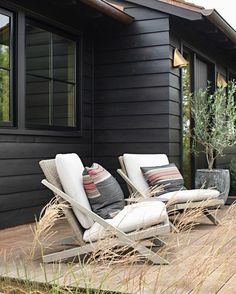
[190,81,236,203]
[229,159,236,197]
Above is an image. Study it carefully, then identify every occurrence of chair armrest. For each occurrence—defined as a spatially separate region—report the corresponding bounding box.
[125,197,168,204]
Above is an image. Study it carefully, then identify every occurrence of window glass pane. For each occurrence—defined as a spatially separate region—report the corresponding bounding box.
[53,81,75,127]
[0,69,10,122]
[25,21,77,129]
[53,34,75,83]
[0,14,10,69]
[25,75,50,126]
[25,24,50,78]
[0,13,11,125]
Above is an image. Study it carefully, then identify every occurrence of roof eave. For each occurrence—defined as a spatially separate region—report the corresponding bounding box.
[202,9,236,46]
[126,0,203,20]
[127,0,236,46]
[80,0,134,24]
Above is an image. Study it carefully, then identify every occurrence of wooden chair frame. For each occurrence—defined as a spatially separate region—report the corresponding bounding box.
[39,159,170,265]
[41,179,170,264]
[117,156,224,229]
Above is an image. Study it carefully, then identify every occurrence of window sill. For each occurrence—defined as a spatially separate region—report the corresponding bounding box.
[0,127,82,137]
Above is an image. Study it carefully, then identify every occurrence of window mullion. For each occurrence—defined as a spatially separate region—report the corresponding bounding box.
[49,32,53,126]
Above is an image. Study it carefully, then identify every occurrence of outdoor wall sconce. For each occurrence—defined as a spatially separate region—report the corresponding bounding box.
[217,73,227,88]
[173,48,188,68]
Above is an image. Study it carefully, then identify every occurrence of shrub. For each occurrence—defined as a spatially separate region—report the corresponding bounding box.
[190,81,236,169]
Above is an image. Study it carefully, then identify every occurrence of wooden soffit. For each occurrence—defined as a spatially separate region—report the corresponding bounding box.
[79,0,134,24]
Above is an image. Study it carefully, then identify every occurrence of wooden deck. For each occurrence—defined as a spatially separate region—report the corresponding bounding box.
[1,205,236,293]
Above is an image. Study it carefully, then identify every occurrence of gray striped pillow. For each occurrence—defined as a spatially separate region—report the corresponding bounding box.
[83,163,125,219]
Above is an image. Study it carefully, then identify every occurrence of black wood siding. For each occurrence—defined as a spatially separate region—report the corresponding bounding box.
[93,4,176,193]
[0,3,94,229]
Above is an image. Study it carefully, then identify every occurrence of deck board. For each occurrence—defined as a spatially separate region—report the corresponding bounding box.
[218,272,236,293]
[0,206,236,293]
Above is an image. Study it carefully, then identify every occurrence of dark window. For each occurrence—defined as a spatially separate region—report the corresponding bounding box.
[25,21,77,129]
[0,10,13,126]
[182,50,215,187]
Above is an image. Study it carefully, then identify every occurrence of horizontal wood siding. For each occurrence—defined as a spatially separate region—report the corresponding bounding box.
[0,37,93,229]
[94,4,172,193]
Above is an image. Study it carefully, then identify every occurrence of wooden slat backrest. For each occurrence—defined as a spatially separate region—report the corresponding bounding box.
[39,159,85,245]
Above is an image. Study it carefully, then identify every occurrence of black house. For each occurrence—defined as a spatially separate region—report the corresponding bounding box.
[0,0,235,228]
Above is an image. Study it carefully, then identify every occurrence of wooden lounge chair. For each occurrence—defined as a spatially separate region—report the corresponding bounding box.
[117,154,224,229]
[39,156,170,265]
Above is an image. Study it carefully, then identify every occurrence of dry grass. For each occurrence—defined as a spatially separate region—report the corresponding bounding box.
[126,184,165,202]
[30,197,69,260]
[1,201,236,293]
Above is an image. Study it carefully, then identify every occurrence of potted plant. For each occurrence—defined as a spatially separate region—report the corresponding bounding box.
[190,81,236,203]
[229,159,236,197]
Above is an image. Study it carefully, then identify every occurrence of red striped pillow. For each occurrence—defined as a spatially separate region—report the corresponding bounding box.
[141,163,186,195]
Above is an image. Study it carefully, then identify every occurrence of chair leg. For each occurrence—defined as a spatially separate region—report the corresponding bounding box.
[43,243,96,263]
[43,239,169,265]
[203,209,221,225]
[43,239,132,263]
[58,236,79,246]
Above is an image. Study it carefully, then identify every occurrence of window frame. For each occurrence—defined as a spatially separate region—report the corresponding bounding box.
[25,18,81,132]
[0,7,83,137]
[0,7,14,128]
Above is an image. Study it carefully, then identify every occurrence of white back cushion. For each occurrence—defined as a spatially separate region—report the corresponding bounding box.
[123,154,169,193]
[55,153,94,229]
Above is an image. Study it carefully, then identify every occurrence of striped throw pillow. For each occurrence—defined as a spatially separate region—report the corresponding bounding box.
[141,163,186,195]
[83,163,125,219]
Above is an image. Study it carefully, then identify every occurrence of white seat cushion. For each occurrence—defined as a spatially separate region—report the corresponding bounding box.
[156,189,220,204]
[123,154,169,193]
[55,153,94,229]
[83,201,168,242]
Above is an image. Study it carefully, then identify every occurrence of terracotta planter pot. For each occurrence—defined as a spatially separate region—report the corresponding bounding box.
[195,169,230,204]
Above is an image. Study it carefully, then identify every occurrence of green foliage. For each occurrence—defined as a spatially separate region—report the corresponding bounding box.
[190,81,236,170]
[0,45,10,122]
[182,61,192,188]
